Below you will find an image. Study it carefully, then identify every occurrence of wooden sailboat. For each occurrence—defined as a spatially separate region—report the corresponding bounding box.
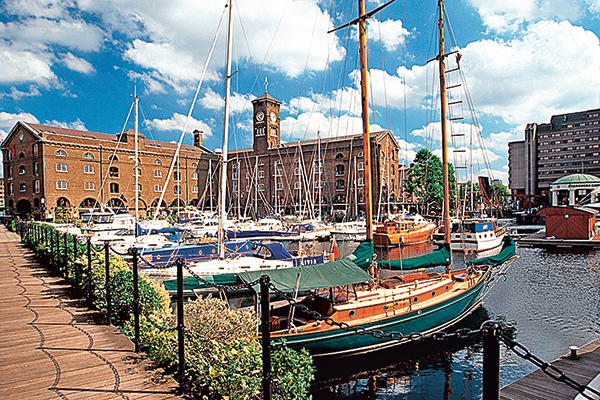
[247,0,515,357]
[373,214,436,247]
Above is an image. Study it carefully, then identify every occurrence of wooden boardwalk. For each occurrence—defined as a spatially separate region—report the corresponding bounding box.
[500,338,600,400]
[0,226,180,399]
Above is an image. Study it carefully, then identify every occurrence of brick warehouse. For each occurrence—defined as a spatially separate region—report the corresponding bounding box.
[227,92,402,218]
[2,122,215,221]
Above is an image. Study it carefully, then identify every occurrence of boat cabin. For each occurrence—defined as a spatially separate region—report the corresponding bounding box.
[536,206,596,240]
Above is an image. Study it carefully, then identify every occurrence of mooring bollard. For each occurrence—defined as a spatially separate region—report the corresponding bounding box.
[481,320,501,400]
[260,275,272,400]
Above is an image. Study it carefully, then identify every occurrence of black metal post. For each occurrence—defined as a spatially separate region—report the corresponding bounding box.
[260,275,272,400]
[176,257,185,391]
[49,228,54,270]
[63,232,68,279]
[132,247,140,353]
[87,238,93,305]
[104,241,111,325]
[73,235,79,287]
[481,320,501,400]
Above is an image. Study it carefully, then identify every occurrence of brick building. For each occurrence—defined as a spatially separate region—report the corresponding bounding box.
[2,122,214,220]
[508,107,600,207]
[227,93,402,218]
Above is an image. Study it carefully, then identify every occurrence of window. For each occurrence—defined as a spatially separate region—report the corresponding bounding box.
[192,186,198,193]
[256,127,265,137]
[335,153,344,159]
[174,185,181,195]
[233,172,238,180]
[357,151,363,157]
[56,149,67,157]
[191,172,198,180]
[173,171,181,181]
[33,180,40,194]
[84,181,95,190]
[358,178,364,187]
[154,159,162,165]
[154,170,163,178]
[109,166,119,178]
[108,155,118,162]
[314,181,322,189]
[33,162,38,176]
[335,164,345,176]
[258,183,265,191]
[109,183,119,193]
[19,182,26,192]
[19,165,25,175]
[7,151,12,161]
[294,182,301,190]
[154,184,163,193]
[258,170,265,179]
[314,166,322,175]
[56,180,68,190]
[191,162,197,168]
[134,167,141,177]
[275,168,282,177]
[56,162,68,172]
[83,152,94,159]
[7,167,12,179]
[8,183,13,195]
[270,127,277,136]
[358,162,364,171]
[84,164,95,174]
[33,144,39,156]
[294,168,300,176]
[276,183,283,190]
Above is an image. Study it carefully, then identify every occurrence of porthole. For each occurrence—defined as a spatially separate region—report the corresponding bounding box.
[445,285,449,291]
[349,310,355,318]
[431,291,436,297]
[383,305,389,312]
[413,297,418,303]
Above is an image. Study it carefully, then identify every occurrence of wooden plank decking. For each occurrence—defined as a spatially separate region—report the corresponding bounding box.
[500,338,600,400]
[0,226,180,399]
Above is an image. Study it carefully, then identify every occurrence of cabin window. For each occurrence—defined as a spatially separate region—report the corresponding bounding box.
[445,285,449,291]
[413,297,418,303]
[431,291,436,297]
[348,310,355,318]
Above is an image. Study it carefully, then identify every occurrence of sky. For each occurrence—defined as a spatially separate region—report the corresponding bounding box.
[2,0,600,185]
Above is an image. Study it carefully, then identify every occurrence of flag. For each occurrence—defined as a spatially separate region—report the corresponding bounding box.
[331,236,339,261]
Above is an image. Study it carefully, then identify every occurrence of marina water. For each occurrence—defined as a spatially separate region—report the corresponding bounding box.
[287,235,600,398]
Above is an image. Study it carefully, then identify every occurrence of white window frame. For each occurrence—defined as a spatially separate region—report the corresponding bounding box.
[56,180,68,190]
[154,169,163,178]
[56,162,68,172]
[84,164,95,174]
[84,181,95,190]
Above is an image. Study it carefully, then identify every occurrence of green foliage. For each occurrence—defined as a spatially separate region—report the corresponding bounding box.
[492,182,510,207]
[404,148,457,215]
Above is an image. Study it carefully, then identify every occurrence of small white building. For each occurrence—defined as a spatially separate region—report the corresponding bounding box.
[549,174,600,207]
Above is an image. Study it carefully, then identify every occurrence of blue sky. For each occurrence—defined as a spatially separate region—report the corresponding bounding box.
[2,0,600,185]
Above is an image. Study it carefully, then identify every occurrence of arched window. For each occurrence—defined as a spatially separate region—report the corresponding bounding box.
[84,164,95,174]
[154,159,162,165]
[134,167,141,177]
[56,180,68,190]
[56,149,67,157]
[109,183,119,193]
[109,166,119,178]
[192,186,198,193]
[33,180,40,194]
[191,162,197,168]
[8,183,13,195]
[56,162,68,172]
[19,165,26,175]
[154,184,163,193]
[84,182,95,190]
[19,182,26,192]
[33,162,39,176]
[335,153,344,159]
[154,170,163,178]
[83,152,94,159]
[173,185,181,195]
[108,155,118,162]
[191,172,198,180]
[33,144,39,156]
[19,152,25,158]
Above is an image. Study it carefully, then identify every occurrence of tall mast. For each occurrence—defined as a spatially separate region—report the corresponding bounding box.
[134,87,139,237]
[358,0,374,240]
[438,0,451,245]
[318,131,322,220]
[218,0,233,258]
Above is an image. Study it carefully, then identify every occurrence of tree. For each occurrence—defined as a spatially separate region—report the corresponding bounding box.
[492,181,510,207]
[403,148,457,215]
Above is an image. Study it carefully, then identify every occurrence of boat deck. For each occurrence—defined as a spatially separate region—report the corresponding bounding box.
[499,338,600,400]
[0,226,179,399]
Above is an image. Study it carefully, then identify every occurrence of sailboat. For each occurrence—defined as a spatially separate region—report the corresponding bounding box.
[241,0,516,357]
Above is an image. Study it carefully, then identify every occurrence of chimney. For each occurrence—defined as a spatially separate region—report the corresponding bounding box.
[193,130,203,147]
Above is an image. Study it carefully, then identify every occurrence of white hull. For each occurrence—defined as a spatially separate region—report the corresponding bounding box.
[450,229,507,252]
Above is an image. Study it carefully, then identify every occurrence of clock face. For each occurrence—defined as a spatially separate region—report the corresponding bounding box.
[256,112,265,122]
[270,111,277,122]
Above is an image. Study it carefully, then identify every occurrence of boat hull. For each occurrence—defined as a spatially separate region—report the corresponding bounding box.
[271,270,490,357]
[450,229,507,252]
[373,223,436,247]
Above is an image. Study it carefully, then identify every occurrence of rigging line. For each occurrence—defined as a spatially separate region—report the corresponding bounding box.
[375,11,391,131]
[400,0,409,205]
[93,100,134,211]
[146,3,226,240]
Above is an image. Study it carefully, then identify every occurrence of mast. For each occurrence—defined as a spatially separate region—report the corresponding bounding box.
[438,0,451,245]
[218,0,233,258]
[134,88,139,237]
[358,0,374,240]
[318,131,322,220]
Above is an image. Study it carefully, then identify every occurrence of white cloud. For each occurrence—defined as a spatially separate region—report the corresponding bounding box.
[0,41,56,84]
[61,53,95,74]
[367,19,409,52]
[43,118,87,131]
[0,111,39,131]
[1,85,41,101]
[146,113,213,137]
[3,0,70,19]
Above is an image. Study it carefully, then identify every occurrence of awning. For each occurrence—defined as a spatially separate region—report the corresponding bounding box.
[344,239,374,270]
[466,236,516,266]
[238,258,373,292]
[377,244,451,270]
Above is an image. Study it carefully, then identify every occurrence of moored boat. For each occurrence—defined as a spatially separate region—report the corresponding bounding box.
[450,217,508,253]
[373,214,436,247]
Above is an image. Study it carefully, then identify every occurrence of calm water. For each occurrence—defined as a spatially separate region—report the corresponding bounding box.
[287,238,600,399]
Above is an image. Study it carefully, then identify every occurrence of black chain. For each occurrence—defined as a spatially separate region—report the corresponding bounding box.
[500,332,600,400]
[268,283,480,343]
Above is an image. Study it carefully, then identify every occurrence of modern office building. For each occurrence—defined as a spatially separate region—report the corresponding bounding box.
[508,107,600,206]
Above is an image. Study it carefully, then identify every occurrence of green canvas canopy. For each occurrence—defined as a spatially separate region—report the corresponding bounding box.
[376,244,451,270]
[345,240,374,270]
[238,258,374,292]
[466,236,516,266]
[163,273,238,292]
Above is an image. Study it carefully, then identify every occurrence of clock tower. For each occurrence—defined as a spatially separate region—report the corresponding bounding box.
[251,92,281,152]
